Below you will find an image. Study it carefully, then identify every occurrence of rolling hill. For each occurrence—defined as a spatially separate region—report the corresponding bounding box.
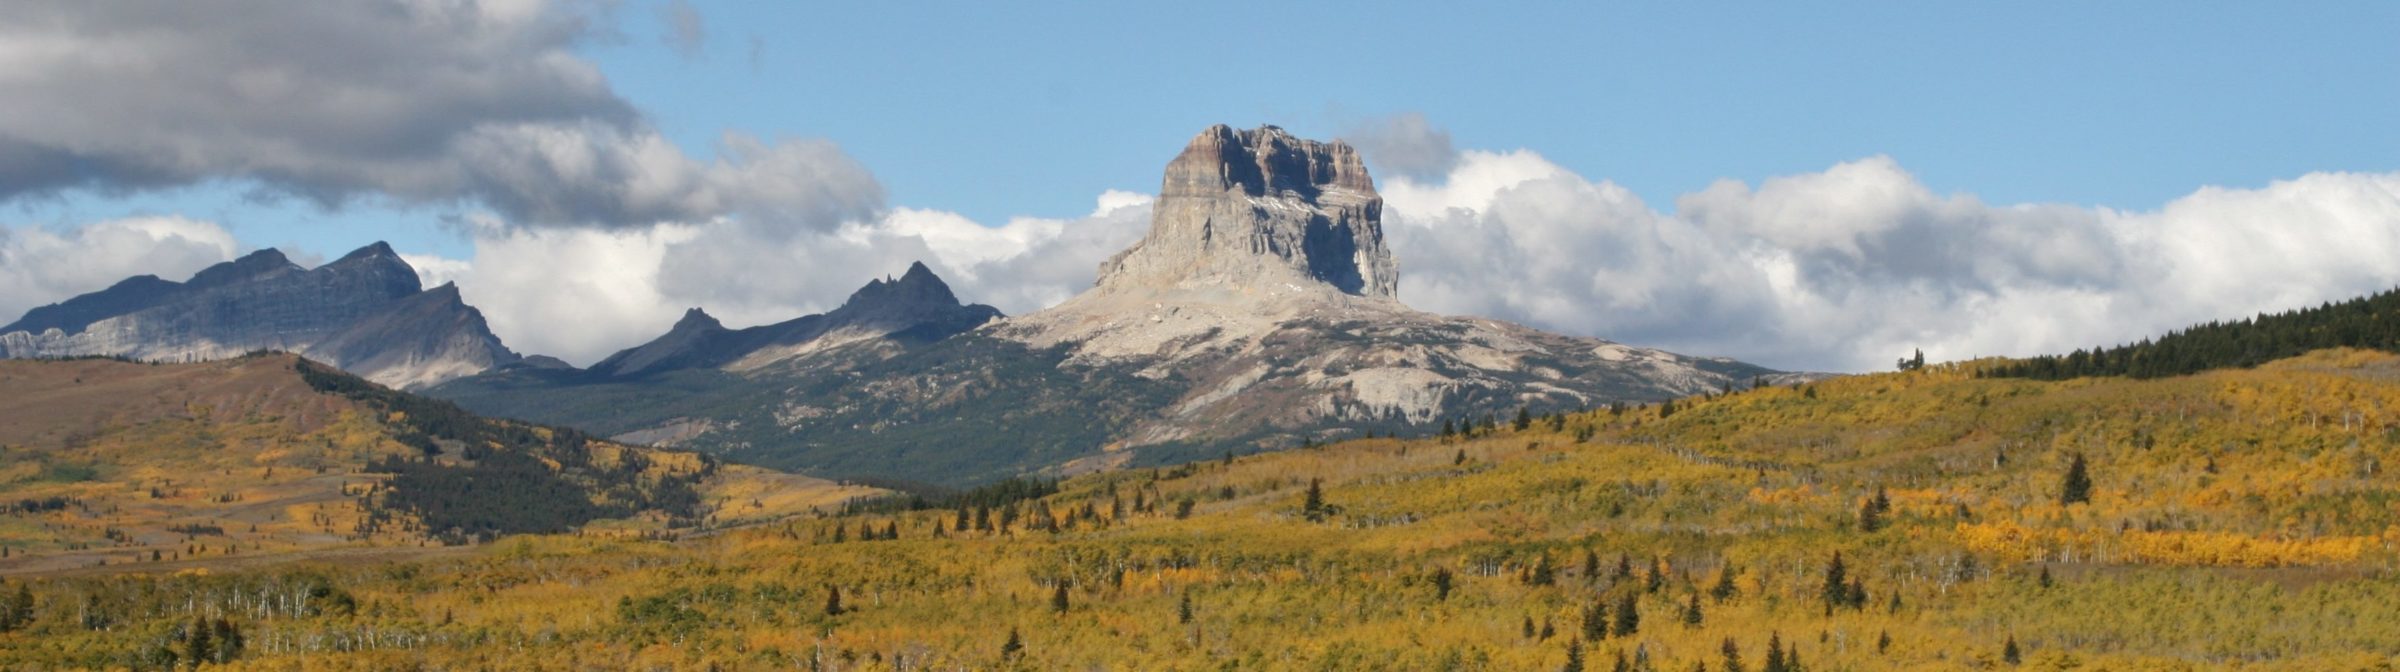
[0,353,878,576]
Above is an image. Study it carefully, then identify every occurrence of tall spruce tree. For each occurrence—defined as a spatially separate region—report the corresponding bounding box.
[2061,453,2094,505]
[1302,478,1328,522]
[1822,552,1850,613]
[1581,600,1609,641]
[1611,592,1640,637]
[1710,565,1739,603]
[1762,632,1788,672]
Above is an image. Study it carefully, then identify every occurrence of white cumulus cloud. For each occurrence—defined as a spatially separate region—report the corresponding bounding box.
[0,217,240,324]
[1380,147,2400,372]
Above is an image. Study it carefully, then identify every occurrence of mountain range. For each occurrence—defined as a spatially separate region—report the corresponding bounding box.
[3,125,1809,486]
[0,243,524,389]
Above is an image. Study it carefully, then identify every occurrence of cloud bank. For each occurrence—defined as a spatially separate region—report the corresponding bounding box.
[1380,147,2400,372]
[413,194,1152,364]
[0,0,878,230]
[0,217,240,324]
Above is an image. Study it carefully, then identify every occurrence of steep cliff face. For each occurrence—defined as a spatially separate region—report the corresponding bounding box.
[0,242,519,388]
[1095,124,1396,300]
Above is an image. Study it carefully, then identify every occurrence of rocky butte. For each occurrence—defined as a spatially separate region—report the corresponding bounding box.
[989,125,1803,455]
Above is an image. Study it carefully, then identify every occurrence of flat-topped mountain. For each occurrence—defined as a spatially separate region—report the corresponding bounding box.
[436,125,1812,486]
[0,242,520,388]
[1096,124,1396,300]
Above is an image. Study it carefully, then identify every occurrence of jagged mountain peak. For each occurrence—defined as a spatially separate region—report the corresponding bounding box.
[671,307,726,332]
[842,260,961,309]
[333,240,399,263]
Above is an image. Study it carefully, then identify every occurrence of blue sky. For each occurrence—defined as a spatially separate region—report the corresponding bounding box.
[3,2,2398,371]
[615,3,2400,223]
[16,3,2398,260]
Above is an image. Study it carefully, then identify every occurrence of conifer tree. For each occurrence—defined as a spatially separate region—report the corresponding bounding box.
[2003,635,2022,665]
[1562,638,1586,672]
[824,586,844,616]
[1611,592,1640,637]
[1762,632,1788,672]
[1644,557,1665,593]
[1051,582,1071,614]
[1177,592,1193,624]
[1302,478,1328,522]
[1584,549,1602,581]
[1859,487,1891,532]
[1431,567,1455,601]
[187,616,214,664]
[1720,637,1746,672]
[2061,454,2093,505]
[1529,553,1557,586]
[1581,600,1609,641]
[1001,627,1023,660]
[1710,565,1739,603]
[1514,406,1533,431]
[1681,593,1703,628]
[1821,552,1850,614]
[2038,565,2053,589]
[1876,630,1892,654]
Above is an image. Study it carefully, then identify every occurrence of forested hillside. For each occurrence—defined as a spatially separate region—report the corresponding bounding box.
[4,349,2396,669]
[1985,286,2400,379]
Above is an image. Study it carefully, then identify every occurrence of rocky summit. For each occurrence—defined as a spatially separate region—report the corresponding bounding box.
[0,242,520,388]
[1096,124,1396,300]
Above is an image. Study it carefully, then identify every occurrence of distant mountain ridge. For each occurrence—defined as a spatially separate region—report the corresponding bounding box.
[0,242,520,388]
[585,261,1003,377]
[433,125,1813,486]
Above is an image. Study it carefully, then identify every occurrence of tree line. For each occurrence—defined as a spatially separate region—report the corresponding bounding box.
[1983,287,2400,380]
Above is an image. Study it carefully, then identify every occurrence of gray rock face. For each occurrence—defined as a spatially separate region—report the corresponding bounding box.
[0,242,520,388]
[584,261,1003,377]
[1096,125,1396,300]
